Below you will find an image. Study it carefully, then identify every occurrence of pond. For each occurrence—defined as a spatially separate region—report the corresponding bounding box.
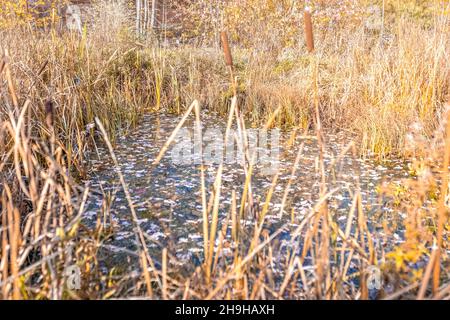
[84,111,411,285]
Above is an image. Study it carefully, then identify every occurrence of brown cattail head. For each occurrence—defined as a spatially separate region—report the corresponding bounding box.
[0,59,5,74]
[44,100,54,129]
[304,8,315,53]
[221,31,234,67]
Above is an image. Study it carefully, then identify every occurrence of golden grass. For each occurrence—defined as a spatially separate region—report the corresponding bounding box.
[0,0,449,300]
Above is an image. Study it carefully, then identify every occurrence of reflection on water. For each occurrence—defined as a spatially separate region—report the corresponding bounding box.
[85,111,410,276]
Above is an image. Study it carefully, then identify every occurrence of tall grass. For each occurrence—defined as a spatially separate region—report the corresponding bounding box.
[0,0,449,300]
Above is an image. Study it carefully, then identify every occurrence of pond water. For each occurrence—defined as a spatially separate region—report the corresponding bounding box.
[84,111,411,281]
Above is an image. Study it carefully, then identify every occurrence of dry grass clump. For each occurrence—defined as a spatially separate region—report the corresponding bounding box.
[377,105,450,298]
[4,1,446,158]
[161,15,450,157]
[183,19,449,156]
[0,59,107,299]
[90,0,134,44]
[169,0,450,157]
[0,25,164,172]
[0,8,171,298]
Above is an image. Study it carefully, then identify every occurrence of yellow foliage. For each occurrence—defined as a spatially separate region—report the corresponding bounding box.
[0,0,64,28]
[386,244,428,271]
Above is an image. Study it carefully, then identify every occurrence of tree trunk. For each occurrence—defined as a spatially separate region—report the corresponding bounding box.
[150,0,156,29]
[136,0,141,35]
[144,0,148,32]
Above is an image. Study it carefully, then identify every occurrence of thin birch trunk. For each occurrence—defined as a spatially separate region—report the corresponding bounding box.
[144,0,148,33]
[150,0,157,29]
[136,0,141,35]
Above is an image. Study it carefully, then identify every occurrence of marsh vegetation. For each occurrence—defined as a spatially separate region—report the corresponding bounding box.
[0,0,450,300]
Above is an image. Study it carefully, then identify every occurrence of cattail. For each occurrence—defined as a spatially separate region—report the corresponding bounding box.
[304,7,315,53]
[44,100,54,129]
[0,59,5,74]
[221,31,234,67]
[221,31,238,95]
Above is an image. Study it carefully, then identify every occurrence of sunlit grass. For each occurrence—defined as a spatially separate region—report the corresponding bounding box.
[0,0,449,300]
